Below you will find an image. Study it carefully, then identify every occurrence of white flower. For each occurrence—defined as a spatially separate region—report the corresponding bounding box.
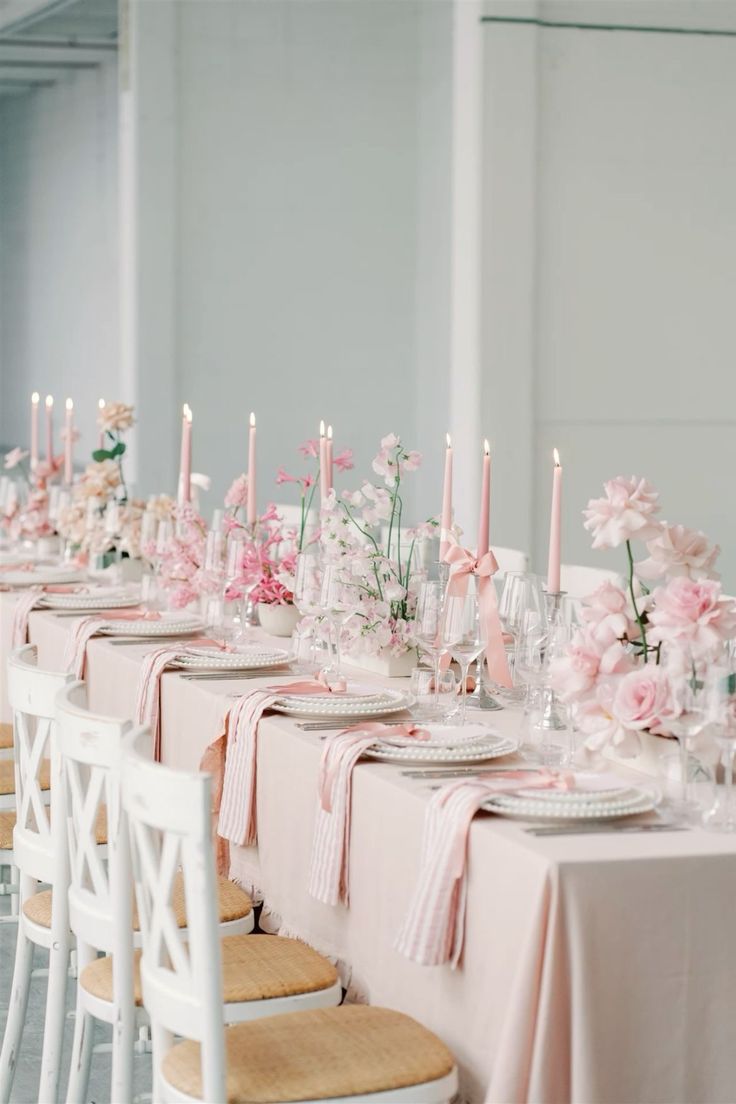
[97,401,135,434]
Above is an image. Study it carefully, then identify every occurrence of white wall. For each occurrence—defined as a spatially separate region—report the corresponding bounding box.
[482,0,736,585]
[0,57,119,463]
[123,0,453,522]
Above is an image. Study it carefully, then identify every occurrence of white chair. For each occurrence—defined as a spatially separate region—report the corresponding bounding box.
[560,563,622,599]
[0,645,72,1104]
[493,546,529,576]
[122,727,458,1104]
[0,722,20,918]
[0,720,13,759]
[58,688,339,1102]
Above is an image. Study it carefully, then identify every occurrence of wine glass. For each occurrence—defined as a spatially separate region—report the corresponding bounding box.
[292,549,323,673]
[441,594,487,725]
[702,667,736,832]
[319,560,354,683]
[497,572,546,700]
[665,652,711,820]
[414,580,448,718]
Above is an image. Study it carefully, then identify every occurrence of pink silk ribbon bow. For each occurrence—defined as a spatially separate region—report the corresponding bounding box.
[395,770,575,967]
[442,536,512,689]
[308,721,430,907]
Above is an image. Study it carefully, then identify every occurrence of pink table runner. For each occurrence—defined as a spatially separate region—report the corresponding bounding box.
[4,591,736,1104]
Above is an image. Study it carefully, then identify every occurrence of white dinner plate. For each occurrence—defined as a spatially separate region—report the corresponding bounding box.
[40,586,141,611]
[270,687,409,719]
[1,566,86,587]
[171,648,291,671]
[363,731,518,765]
[482,786,660,822]
[98,613,205,637]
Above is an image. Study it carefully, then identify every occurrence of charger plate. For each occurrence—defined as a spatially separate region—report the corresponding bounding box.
[271,687,409,719]
[41,586,141,611]
[363,729,518,765]
[483,786,660,821]
[99,613,205,637]
[2,566,85,587]
[172,648,290,671]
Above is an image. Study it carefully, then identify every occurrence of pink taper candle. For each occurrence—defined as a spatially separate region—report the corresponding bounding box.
[30,392,39,471]
[326,424,334,494]
[44,395,54,464]
[247,412,257,526]
[477,439,491,558]
[547,448,562,593]
[440,433,453,557]
[64,398,74,485]
[319,420,329,504]
[97,399,106,450]
[178,404,192,504]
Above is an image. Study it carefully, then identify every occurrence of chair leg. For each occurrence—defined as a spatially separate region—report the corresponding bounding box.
[110,1005,135,1104]
[38,933,71,1104]
[0,922,34,1103]
[151,1025,174,1104]
[65,945,95,1104]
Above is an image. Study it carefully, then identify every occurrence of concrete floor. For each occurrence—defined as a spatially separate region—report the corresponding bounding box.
[0,892,152,1104]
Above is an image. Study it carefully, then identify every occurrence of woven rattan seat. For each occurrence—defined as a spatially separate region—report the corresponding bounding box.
[0,723,12,751]
[161,1004,455,1104]
[0,810,15,850]
[0,758,50,795]
[25,874,253,931]
[81,935,338,1007]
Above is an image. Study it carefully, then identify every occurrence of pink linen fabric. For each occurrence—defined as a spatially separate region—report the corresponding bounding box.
[63,608,159,678]
[395,771,573,968]
[11,584,85,648]
[308,722,429,906]
[134,640,219,760]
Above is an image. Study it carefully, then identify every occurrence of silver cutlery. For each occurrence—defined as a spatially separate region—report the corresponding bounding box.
[401,766,536,779]
[106,636,190,646]
[296,718,412,732]
[525,822,687,837]
[179,668,291,681]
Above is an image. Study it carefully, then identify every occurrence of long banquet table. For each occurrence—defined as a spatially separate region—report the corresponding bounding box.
[3,590,736,1104]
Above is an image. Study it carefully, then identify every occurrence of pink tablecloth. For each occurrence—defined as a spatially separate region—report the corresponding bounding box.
[3,591,736,1103]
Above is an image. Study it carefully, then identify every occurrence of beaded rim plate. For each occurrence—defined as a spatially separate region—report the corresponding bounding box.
[2,567,86,587]
[171,649,290,671]
[482,788,660,821]
[363,734,518,765]
[40,588,141,611]
[270,689,409,719]
[99,616,205,637]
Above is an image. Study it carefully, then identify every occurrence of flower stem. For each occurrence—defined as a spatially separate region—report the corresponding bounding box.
[626,539,648,661]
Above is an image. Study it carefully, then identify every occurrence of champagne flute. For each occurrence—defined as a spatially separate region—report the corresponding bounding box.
[414,580,448,718]
[666,651,710,820]
[702,667,736,832]
[320,560,353,683]
[441,593,487,725]
[292,549,323,673]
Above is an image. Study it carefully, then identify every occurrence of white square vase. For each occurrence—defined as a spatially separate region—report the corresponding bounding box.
[345,648,417,678]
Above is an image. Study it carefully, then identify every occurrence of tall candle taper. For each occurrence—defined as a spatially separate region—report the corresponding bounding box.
[477,439,491,557]
[319,420,329,504]
[178,403,192,505]
[440,433,453,558]
[30,392,40,471]
[44,395,54,464]
[97,398,106,450]
[547,448,562,593]
[247,412,257,526]
[64,399,74,485]
[326,424,334,494]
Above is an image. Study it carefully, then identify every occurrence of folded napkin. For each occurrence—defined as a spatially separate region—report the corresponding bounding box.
[12,584,86,648]
[218,677,348,847]
[395,770,573,968]
[64,608,160,679]
[308,722,429,907]
[134,639,220,760]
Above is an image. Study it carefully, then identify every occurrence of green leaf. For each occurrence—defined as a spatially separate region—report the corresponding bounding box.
[109,441,126,458]
[92,449,112,462]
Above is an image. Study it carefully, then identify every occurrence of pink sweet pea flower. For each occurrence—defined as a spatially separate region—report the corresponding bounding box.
[583,476,661,549]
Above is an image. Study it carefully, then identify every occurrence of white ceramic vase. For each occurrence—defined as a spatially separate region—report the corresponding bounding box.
[258,602,301,638]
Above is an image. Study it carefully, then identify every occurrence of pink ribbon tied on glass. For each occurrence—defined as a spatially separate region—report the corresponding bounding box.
[442,536,512,689]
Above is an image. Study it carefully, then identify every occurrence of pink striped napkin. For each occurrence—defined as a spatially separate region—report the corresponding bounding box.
[218,679,350,847]
[12,584,87,648]
[63,608,160,679]
[308,722,430,907]
[134,639,220,760]
[395,770,573,968]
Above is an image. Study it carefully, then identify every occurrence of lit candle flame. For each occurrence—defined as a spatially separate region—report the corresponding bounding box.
[553,447,561,467]
[183,403,192,423]
[249,411,256,428]
[65,398,73,412]
[320,419,325,438]
[31,392,39,405]
[483,438,490,455]
[446,433,451,448]
[98,398,105,410]
[45,395,53,409]
[327,424,333,441]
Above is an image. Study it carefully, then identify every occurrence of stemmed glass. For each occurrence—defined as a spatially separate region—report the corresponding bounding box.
[497,572,547,701]
[441,593,487,725]
[292,549,324,673]
[319,560,354,684]
[414,580,448,718]
[666,653,710,820]
[702,668,736,832]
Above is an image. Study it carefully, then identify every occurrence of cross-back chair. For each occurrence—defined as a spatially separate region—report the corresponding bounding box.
[122,727,457,1104]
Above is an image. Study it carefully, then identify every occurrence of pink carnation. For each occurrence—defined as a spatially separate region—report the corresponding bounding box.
[636,524,720,582]
[583,476,661,549]
[648,577,736,657]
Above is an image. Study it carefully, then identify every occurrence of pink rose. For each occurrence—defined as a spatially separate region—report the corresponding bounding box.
[636,524,720,582]
[549,626,633,701]
[576,683,642,759]
[613,666,677,733]
[648,577,736,656]
[581,581,642,646]
[583,476,661,549]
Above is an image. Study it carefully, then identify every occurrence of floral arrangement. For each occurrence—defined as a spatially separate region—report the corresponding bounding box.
[93,402,135,503]
[320,433,437,656]
[551,476,736,757]
[2,447,58,541]
[276,438,353,550]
